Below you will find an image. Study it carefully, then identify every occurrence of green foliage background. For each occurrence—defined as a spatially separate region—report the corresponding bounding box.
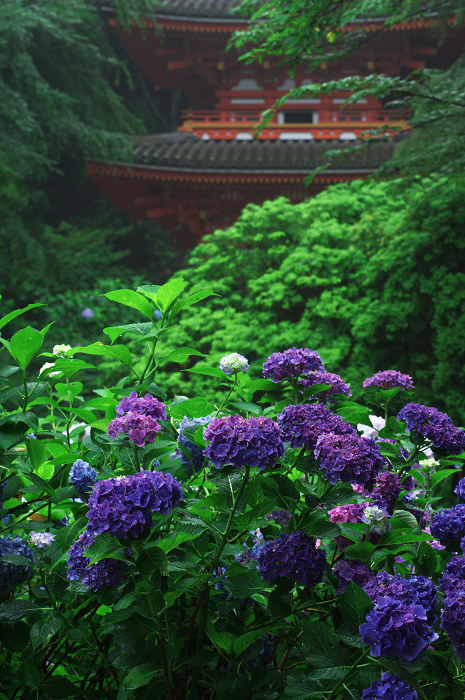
[157,176,465,422]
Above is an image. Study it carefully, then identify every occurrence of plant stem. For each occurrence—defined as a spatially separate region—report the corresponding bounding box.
[147,588,174,700]
[326,649,368,699]
[214,376,237,416]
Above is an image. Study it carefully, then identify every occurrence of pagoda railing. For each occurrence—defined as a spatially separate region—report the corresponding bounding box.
[180,108,411,139]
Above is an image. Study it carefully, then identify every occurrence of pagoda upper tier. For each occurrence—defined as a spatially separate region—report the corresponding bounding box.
[92,2,464,243]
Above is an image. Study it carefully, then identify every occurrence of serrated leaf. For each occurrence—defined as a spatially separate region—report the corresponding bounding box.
[162,346,205,365]
[9,326,43,371]
[0,303,44,331]
[171,289,219,315]
[102,289,153,319]
[73,342,132,366]
[103,322,154,344]
[30,614,61,649]
[186,366,226,380]
[343,540,375,562]
[340,581,372,626]
[431,469,458,489]
[122,663,158,690]
[84,533,128,564]
[169,397,216,420]
[0,600,41,621]
[156,277,187,312]
[391,509,420,529]
[233,628,271,655]
[156,531,204,553]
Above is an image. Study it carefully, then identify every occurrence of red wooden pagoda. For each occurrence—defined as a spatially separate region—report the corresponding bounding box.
[88,1,462,244]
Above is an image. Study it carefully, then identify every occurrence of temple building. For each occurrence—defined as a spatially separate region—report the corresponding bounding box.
[88,1,461,244]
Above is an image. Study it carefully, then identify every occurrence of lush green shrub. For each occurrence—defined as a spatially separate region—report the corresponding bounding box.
[156,176,465,422]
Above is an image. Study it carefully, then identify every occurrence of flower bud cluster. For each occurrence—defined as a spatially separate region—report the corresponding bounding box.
[314,433,386,489]
[203,415,284,471]
[277,403,356,450]
[397,402,465,455]
[263,347,325,383]
[256,531,326,587]
[363,370,414,391]
[69,459,97,501]
[299,370,351,402]
[0,536,34,598]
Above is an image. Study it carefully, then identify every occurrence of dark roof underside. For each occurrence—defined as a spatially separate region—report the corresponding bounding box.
[131,132,398,173]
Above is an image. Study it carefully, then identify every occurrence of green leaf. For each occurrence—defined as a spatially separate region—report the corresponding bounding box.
[122,663,159,690]
[214,676,251,700]
[36,463,55,480]
[136,545,168,576]
[53,358,96,377]
[0,600,41,621]
[246,379,277,391]
[103,322,153,344]
[9,326,43,371]
[186,366,227,380]
[0,303,45,331]
[156,531,204,553]
[0,554,33,566]
[74,342,132,366]
[171,288,219,315]
[227,400,261,416]
[340,581,372,626]
[26,438,46,469]
[156,277,188,312]
[379,529,433,545]
[55,381,83,401]
[343,540,376,562]
[169,397,216,420]
[416,540,439,576]
[30,614,61,649]
[162,346,205,365]
[84,533,128,564]
[431,469,458,489]
[102,289,153,319]
[335,401,372,426]
[391,509,420,529]
[233,628,272,655]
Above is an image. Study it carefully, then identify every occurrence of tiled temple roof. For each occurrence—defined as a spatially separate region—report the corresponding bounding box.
[150,0,243,19]
[130,132,398,173]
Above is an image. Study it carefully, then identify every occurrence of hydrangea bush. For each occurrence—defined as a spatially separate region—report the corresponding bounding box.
[0,279,465,699]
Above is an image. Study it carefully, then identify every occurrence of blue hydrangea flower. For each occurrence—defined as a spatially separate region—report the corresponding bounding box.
[67,528,130,592]
[455,477,465,501]
[0,536,34,599]
[178,415,212,475]
[440,585,465,660]
[263,347,325,383]
[363,370,414,391]
[203,415,284,471]
[359,595,438,663]
[299,370,351,402]
[86,471,183,539]
[219,353,249,377]
[397,402,465,455]
[69,459,97,502]
[277,402,356,450]
[256,531,326,587]
[265,509,292,527]
[333,559,372,594]
[314,433,387,489]
[361,672,418,700]
[430,504,465,545]
[363,572,438,625]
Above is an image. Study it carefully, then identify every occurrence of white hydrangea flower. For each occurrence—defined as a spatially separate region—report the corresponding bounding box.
[52,344,72,358]
[29,532,56,548]
[361,505,390,534]
[39,362,59,377]
[357,415,385,440]
[219,353,249,377]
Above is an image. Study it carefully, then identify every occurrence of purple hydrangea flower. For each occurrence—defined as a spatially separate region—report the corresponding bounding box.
[203,415,284,471]
[86,471,183,539]
[361,673,418,700]
[440,585,465,660]
[370,470,402,514]
[397,403,465,455]
[359,595,438,663]
[0,536,34,598]
[219,353,249,377]
[67,529,130,592]
[328,502,368,524]
[429,504,465,545]
[69,459,97,502]
[178,415,212,475]
[299,370,351,402]
[363,572,438,625]
[263,347,325,383]
[256,531,326,587]
[115,392,166,419]
[363,370,414,391]
[108,412,163,447]
[314,433,387,489]
[81,308,94,319]
[439,555,465,597]
[265,509,292,527]
[455,477,465,501]
[277,403,356,450]
[29,532,56,549]
[333,559,372,594]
